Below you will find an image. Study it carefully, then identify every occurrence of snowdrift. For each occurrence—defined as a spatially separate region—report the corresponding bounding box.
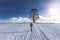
[0,23,60,40]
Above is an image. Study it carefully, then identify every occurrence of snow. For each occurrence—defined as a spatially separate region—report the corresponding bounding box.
[0,23,60,40]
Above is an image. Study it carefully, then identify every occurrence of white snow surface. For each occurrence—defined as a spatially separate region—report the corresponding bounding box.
[0,23,60,40]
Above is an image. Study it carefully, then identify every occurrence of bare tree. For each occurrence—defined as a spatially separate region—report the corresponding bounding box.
[29,8,39,23]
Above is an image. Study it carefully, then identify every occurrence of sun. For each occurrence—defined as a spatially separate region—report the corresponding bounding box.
[49,8,58,15]
[48,5,59,17]
[49,7,59,16]
[48,4,60,23]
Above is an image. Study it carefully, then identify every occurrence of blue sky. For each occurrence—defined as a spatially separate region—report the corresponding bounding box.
[0,0,53,20]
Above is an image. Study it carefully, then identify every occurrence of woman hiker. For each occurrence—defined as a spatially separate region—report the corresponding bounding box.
[30,23,33,31]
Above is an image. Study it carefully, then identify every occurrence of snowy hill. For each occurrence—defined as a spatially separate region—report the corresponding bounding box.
[0,23,60,40]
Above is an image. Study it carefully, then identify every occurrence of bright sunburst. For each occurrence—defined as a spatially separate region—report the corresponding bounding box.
[47,3,60,23]
[48,5,59,17]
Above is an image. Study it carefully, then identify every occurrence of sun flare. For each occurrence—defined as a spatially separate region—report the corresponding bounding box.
[49,6,59,16]
[48,4,60,22]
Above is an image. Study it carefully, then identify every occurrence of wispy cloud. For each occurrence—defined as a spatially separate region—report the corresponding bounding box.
[36,16,55,23]
[0,15,60,23]
[1,16,57,23]
[9,17,31,23]
[9,15,60,23]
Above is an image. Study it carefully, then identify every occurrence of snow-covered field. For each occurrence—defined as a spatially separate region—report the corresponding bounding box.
[0,23,60,40]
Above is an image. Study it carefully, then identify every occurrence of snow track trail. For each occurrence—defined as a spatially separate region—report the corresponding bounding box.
[0,23,60,40]
[34,24,49,40]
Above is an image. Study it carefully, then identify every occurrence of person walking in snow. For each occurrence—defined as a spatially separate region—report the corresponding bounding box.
[30,23,33,31]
